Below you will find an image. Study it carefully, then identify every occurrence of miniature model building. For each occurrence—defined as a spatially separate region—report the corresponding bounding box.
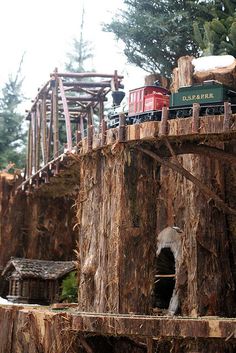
[2,258,75,304]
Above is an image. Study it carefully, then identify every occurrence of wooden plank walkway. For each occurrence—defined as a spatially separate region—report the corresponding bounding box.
[1,305,236,340]
[18,114,236,192]
[71,311,236,339]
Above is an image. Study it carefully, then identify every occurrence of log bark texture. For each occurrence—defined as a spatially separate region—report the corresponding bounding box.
[171,55,236,91]
[156,149,235,316]
[76,146,159,313]
[0,175,77,296]
[1,306,236,353]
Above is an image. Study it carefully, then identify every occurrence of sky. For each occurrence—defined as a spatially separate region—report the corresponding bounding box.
[0,0,147,110]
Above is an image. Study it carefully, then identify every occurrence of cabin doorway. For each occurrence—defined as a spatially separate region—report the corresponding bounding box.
[153,247,176,310]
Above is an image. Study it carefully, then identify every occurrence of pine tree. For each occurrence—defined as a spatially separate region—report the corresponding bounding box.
[65,6,93,73]
[63,5,97,137]
[193,1,236,56]
[0,57,26,169]
[104,0,213,77]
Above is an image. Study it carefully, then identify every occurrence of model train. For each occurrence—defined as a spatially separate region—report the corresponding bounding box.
[108,80,236,128]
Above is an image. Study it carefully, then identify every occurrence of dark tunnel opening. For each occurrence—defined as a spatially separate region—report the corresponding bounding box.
[153,247,176,310]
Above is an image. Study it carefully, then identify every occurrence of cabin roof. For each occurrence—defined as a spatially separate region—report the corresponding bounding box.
[2,258,76,280]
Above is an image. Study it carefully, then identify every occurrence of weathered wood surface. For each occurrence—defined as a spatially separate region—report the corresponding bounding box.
[177,56,194,89]
[156,147,236,317]
[171,55,236,91]
[0,174,77,295]
[0,306,236,340]
[144,73,169,89]
[19,113,236,191]
[71,312,236,339]
[193,59,236,90]
[76,147,158,314]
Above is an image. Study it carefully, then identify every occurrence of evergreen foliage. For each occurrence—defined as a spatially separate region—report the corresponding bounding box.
[105,1,236,76]
[0,58,26,169]
[193,1,236,56]
[104,0,213,77]
[60,271,78,303]
[65,6,93,73]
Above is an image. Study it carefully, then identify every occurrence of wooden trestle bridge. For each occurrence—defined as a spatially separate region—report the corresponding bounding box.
[24,69,123,180]
[20,70,236,216]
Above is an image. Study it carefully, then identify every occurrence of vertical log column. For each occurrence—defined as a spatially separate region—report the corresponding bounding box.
[41,92,48,164]
[58,77,72,151]
[177,56,194,89]
[80,116,85,139]
[87,107,93,151]
[223,101,232,131]
[101,120,107,147]
[31,111,36,175]
[52,69,59,158]
[36,102,41,172]
[160,106,169,136]
[118,113,126,142]
[192,103,200,134]
[76,148,159,314]
[27,119,33,178]
[99,99,104,133]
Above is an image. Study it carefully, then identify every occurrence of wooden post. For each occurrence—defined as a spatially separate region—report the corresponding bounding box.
[76,130,82,145]
[99,100,104,133]
[223,101,232,131]
[87,125,93,151]
[58,77,72,151]
[80,116,85,138]
[44,169,49,184]
[160,106,169,136]
[54,162,59,176]
[52,69,59,158]
[36,102,41,172]
[41,93,48,165]
[177,56,194,88]
[170,67,179,93]
[87,107,93,126]
[192,103,200,133]
[47,109,53,163]
[111,69,119,91]
[27,120,33,177]
[101,119,107,146]
[146,338,154,353]
[118,113,126,142]
[31,111,36,174]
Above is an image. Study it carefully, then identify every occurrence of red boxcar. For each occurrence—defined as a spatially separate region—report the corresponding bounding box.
[128,86,169,117]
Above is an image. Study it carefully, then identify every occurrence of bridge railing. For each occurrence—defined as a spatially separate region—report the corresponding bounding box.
[25,69,124,178]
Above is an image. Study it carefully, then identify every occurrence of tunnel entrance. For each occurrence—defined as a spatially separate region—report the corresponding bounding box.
[153,247,176,310]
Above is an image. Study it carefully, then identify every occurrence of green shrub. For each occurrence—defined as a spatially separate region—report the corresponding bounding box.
[60,271,78,303]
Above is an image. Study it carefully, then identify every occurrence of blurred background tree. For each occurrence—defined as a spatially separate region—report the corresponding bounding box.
[0,56,26,170]
[63,4,100,137]
[65,6,94,73]
[104,0,236,77]
[104,0,214,77]
[193,0,236,56]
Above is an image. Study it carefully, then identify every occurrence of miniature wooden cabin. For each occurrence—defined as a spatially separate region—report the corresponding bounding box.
[2,258,75,304]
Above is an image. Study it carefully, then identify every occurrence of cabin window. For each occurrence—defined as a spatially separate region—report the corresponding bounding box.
[153,247,176,309]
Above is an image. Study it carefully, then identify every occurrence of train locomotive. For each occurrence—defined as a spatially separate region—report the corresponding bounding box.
[108,80,236,128]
